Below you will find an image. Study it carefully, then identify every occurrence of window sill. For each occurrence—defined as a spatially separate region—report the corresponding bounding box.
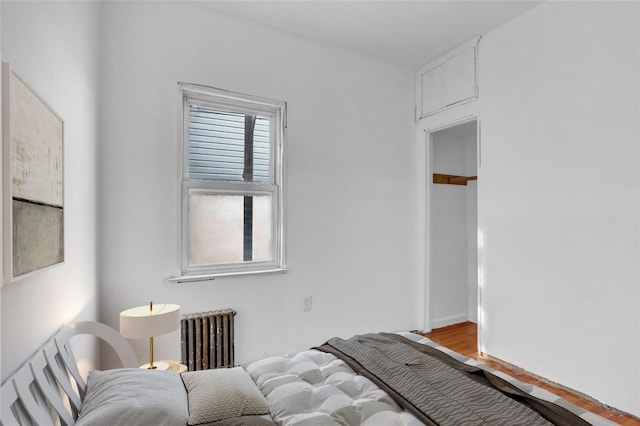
[167,267,288,283]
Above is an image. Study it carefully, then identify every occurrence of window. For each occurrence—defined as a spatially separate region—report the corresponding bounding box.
[178,84,286,279]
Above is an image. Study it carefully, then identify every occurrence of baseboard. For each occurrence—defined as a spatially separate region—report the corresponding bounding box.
[480,352,611,409]
[430,313,468,330]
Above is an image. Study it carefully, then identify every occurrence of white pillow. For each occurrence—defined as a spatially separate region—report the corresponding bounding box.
[181,367,270,425]
[76,368,189,426]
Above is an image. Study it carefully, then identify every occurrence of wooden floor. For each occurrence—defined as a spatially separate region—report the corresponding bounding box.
[422,322,640,426]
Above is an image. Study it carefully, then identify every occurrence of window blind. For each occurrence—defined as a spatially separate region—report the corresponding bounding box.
[188,105,270,183]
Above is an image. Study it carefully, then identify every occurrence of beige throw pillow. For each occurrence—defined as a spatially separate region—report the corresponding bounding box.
[181,367,270,425]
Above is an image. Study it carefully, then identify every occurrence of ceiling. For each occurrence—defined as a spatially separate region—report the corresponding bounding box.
[198,1,542,69]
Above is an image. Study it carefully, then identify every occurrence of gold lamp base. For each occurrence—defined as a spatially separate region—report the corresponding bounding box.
[148,335,156,369]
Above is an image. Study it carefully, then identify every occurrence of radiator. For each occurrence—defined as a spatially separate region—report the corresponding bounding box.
[181,309,236,371]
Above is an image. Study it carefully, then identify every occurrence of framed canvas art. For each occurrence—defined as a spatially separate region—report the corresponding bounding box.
[2,62,64,284]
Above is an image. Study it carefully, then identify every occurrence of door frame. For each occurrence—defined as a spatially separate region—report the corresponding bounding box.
[423,116,480,341]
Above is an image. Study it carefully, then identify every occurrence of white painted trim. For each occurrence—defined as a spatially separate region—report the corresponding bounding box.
[415,125,428,332]
[415,37,481,121]
[167,267,288,283]
[418,37,482,77]
[475,119,483,355]
[424,130,432,332]
[420,111,480,337]
[177,83,286,278]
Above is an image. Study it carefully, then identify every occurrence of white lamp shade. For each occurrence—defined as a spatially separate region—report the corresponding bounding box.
[120,303,181,339]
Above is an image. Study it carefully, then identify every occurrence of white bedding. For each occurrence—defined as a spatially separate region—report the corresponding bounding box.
[246,346,423,425]
[245,332,617,426]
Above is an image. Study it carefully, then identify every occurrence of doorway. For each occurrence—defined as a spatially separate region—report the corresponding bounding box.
[426,120,478,330]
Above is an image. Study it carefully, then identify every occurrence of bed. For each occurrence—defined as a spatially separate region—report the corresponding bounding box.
[0,322,617,426]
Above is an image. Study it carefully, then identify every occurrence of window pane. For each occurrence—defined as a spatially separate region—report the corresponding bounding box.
[188,193,272,266]
[188,106,270,183]
[252,194,273,262]
[253,117,271,183]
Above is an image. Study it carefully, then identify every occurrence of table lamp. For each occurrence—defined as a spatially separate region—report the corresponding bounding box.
[120,302,181,369]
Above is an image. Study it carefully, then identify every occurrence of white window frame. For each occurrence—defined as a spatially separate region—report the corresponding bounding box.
[174,83,286,282]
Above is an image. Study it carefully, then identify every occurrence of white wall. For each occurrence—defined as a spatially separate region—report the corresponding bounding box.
[430,130,472,327]
[478,1,640,416]
[429,125,477,328]
[0,1,101,381]
[1,0,3,381]
[97,1,418,367]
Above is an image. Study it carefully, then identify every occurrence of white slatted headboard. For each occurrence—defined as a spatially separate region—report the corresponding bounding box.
[1,321,137,425]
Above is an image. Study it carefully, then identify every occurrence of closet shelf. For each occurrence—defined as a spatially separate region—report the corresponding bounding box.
[433,173,477,186]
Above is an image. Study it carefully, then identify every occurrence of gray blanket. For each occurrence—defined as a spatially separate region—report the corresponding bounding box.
[316,333,590,426]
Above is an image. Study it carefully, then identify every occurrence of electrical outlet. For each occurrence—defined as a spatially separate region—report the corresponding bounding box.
[303,296,313,312]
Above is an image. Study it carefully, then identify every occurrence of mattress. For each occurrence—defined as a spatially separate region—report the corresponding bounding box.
[245,332,617,426]
[246,345,422,425]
